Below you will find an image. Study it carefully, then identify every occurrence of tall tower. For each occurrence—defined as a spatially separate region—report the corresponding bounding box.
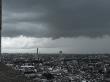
[37,48,39,55]
[35,48,39,59]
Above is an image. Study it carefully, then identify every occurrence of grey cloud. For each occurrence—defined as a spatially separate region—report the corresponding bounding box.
[2,0,110,38]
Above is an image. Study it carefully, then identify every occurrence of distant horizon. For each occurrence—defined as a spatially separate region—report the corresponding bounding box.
[2,53,110,54]
[1,48,110,54]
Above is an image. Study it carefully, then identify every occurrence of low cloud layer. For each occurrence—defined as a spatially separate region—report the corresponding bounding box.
[2,0,110,38]
[2,36,110,53]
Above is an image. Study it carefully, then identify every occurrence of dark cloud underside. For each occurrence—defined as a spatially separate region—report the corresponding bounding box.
[2,0,110,38]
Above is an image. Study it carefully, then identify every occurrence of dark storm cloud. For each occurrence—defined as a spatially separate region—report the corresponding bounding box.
[2,0,110,38]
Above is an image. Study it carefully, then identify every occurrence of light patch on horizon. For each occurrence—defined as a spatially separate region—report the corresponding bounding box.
[2,35,110,53]
[2,35,51,49]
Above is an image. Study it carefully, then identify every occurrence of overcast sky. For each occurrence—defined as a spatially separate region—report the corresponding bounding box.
[2,0,110,53]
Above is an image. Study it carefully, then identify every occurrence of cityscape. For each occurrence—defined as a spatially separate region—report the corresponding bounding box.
[2,0,110,82]
[1,51,110,82]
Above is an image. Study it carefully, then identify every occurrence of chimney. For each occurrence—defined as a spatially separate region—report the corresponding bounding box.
[35,48,39,59]
[37,48,39,55]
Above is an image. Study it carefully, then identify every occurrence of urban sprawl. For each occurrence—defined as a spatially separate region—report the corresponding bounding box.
[1,53,110,82]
